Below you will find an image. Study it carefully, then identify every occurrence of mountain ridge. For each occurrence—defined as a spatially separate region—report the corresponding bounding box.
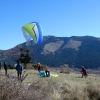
[0,35,100,69]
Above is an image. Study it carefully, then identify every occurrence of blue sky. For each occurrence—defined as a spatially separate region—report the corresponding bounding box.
[0,0,100,50]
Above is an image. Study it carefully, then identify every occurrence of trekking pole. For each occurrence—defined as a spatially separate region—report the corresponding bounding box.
[21,73,28,83]
[21,70,28,83]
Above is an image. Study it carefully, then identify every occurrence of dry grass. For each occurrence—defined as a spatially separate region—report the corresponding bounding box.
[0,69,100,100]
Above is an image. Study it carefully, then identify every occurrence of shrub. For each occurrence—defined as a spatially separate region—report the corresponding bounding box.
[86,83,100,100]
[60,64,70,74]
[32,64,37,70]
[0,72,100,100]
[7,62,13,69]
[0,78,28,100]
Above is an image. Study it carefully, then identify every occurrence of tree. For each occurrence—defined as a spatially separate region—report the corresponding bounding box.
[7,62,13,69]
[19,48,31,69]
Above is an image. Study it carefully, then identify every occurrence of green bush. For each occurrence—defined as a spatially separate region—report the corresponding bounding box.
[7,62,13,69]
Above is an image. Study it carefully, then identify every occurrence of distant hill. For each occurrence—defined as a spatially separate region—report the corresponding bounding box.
[0,36,100,69]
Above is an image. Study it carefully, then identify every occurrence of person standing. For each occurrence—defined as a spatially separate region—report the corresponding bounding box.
[0,62,2,70]
[16,61,23,80]
[81,66,87,78]
[4,62,7,76]
[37,63,41,72]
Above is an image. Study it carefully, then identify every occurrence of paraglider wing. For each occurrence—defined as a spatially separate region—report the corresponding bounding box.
[50,74,59,77]
[22,22,43,44]
[34,22,43,44]
[22,23,37,43]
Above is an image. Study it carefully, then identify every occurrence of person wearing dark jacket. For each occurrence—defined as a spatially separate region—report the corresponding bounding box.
[81,66,87,78]
[4,62,7,76]
[0,62,2,70]
[45,67,50,77]
[16,61,23,80]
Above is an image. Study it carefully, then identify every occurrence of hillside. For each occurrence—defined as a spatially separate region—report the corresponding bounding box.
[0,36,100,69]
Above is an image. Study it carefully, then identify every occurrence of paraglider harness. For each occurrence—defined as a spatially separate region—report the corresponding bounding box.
[38,70,50,77]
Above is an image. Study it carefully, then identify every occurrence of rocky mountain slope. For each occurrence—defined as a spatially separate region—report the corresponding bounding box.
[0,36,100,69]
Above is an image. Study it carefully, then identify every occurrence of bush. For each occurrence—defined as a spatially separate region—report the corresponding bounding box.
[60,64,70,74]
[32,64,37,70]
[0,78,28,100]
[7,63,14,69]
[0,77,100,100]
[86,83,100,100]
[0,78,59,100]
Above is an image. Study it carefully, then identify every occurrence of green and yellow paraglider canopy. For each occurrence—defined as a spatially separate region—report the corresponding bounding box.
[22,22,43,44]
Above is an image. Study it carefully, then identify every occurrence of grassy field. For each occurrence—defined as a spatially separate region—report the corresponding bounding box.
[1,68,100,83]
[0,68,100,100]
